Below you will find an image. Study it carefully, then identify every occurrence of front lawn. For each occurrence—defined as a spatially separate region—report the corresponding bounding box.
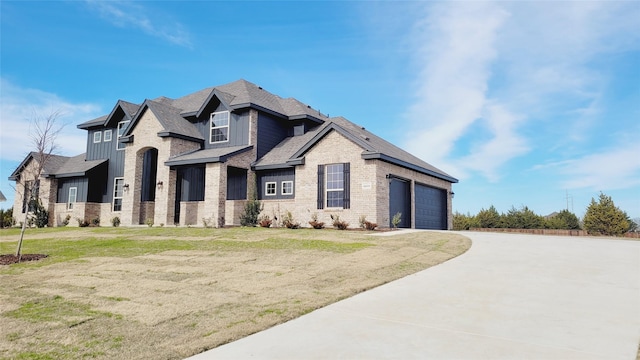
[0,227,470,359]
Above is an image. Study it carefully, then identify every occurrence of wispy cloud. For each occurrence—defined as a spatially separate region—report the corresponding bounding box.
[85,0,192,48]
[0,79,102,161]
[400,1,640,183]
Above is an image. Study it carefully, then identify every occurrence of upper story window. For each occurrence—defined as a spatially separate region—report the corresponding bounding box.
[93,131,102,143]
[104,129,113,142]
[117,120,130,150]
[210,111,230,144]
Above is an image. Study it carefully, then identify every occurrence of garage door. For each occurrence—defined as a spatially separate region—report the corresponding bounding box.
[389,177,411,228]
[415,183,447,230]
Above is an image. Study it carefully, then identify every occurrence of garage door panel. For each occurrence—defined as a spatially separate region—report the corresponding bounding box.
[415,184,446,230]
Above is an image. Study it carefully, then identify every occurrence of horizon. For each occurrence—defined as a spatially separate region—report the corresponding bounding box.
[1,1,638,219]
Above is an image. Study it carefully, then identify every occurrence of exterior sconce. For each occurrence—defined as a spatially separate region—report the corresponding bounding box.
[157,181,163,188]
[449,191,455,199]
[123,184,130,191]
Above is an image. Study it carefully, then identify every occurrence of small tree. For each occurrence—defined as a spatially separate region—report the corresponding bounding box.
[476,206,501,228]
[545,209,581,230]
[15,111,63,261]
[583,193,629,236]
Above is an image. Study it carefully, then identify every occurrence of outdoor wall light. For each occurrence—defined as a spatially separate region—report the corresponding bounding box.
[123,184,130,191]
[157,181,163,187]
[449,191,455,199]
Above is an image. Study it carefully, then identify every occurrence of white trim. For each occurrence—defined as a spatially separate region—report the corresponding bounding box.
[209,111,230,144]
[67,187,77,210]
[281,181,294,195]
[93,131,102,143]
[265,182,277,196]
[117,120,130,150]
[113,177,124,212]
[325,163,344,208]
[103,129,113,142]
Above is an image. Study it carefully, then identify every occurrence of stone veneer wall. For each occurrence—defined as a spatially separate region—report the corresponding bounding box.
[260,130,378,228]
[121,109,201,226]
[11,158,58,227]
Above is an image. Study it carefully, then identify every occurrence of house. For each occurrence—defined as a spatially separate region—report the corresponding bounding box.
[9,79,458,229]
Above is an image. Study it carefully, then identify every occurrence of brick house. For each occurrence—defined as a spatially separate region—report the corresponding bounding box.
[9,79,458,229]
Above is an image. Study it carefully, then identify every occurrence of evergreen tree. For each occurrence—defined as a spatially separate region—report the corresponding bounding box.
[583,193,629,236]
[476,205,501,228]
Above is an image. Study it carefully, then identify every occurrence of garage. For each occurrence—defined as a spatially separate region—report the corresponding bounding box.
[415,183,447,230]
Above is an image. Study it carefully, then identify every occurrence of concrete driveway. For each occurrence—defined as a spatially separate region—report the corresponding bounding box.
[187,231,640,359]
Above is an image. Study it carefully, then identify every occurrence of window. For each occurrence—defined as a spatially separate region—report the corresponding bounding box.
[113,178,124,211]
[265,182,276,196]
[326,164,344,208]
[210,111,229,143]
[93,131,102,143]
[281,181,294,195]
[117,120,130,150]
[103,129,112,142]
[317,163,350,209]
[67,187,77,210]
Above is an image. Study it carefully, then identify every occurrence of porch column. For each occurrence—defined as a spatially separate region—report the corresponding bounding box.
[204,162,227,228]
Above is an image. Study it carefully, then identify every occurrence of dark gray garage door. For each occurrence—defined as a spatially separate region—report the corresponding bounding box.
[389,177,411,228]
[415,183,447,230]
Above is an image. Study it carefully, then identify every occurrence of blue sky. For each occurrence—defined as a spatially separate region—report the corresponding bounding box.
[1,1,639,219]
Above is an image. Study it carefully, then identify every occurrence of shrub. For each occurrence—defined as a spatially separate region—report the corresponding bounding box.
[331,214,349,230]
[308,212,325,229]
[111,216,121,227]
[476,206,501,228]
[146,218,154,227]
[60,214,71,227]
[202,217,213,228]
[282,211,300,229]
[364,221,377,231]
[452,212,476,230]
[258,214,272,228]
[391,212,402,229]
[91,217,100,227]
[76,218,89,227]
[30,199,49,228]
[544,209,581,230]
[1,207,16,228]
[240,199,261,227]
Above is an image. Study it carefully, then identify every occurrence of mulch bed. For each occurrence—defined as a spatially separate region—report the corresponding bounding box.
[0,254,48,265]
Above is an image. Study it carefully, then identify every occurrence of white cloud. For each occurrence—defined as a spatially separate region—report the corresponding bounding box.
[400,1,640,181]
[548,142,640,191]
[85,0,192,48]
[0,79,102,162]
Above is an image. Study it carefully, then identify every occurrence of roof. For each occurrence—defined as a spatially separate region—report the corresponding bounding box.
[253,117,458,183]
[164,146,253,167]
[78,100,140,129]
[9,153,107,180]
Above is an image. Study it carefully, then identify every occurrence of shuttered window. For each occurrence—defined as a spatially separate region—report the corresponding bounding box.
[317,163,350,209]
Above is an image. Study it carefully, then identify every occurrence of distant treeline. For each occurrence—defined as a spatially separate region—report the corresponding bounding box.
[454,193,637,237]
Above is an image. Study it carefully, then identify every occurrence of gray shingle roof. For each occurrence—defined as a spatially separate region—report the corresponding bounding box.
[164,146,253,166]
[253,116,457,183]
[9,153,106,180]
[143,100,203,141]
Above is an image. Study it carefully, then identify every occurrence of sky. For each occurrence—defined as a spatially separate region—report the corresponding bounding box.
[1,1,639,219]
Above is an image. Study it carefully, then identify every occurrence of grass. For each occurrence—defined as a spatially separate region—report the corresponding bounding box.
[0,226,471,360]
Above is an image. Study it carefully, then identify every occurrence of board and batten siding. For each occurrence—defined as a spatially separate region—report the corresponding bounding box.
[57,178,88,203]
[257,113,288,159]
[192,104,250,149]
[257,168,295,200]
[86,127,126,204]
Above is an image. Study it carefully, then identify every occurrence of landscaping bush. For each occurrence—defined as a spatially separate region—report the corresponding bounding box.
[282,211,300,229]
[308,212,325,229]
[0,207,16,228]
[331,214,349,230]
[258,214,272,228]
[111,216,121,227]
[240,199,261,227]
